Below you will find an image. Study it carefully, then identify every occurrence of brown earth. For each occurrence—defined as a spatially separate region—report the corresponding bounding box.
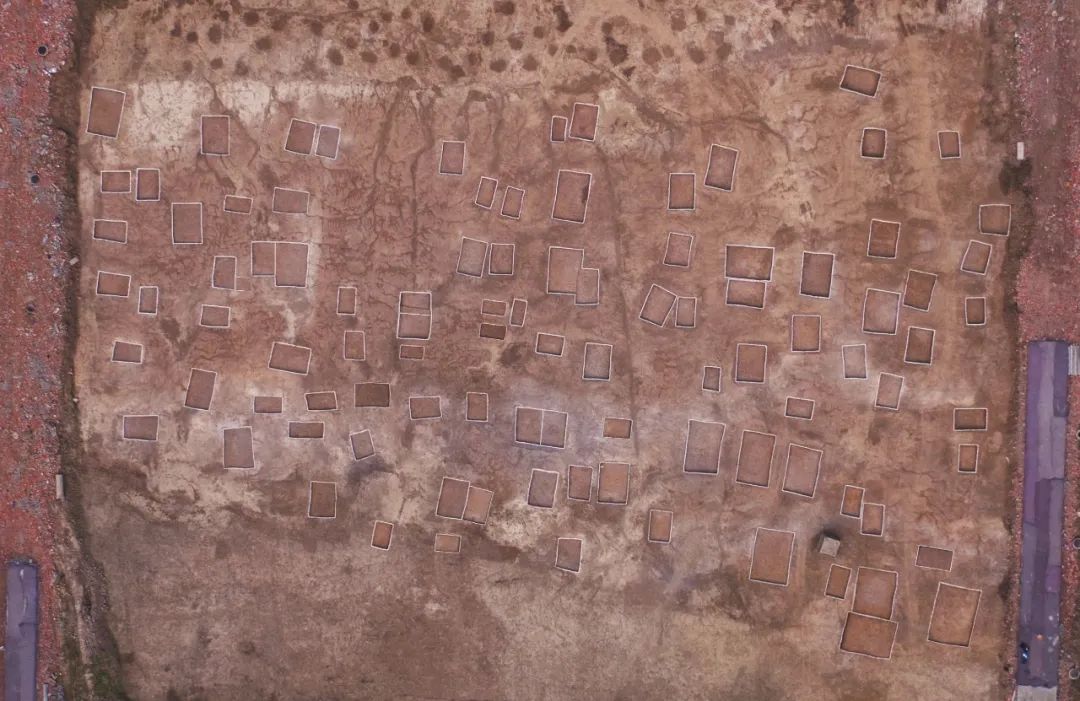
[61,1,1028,699]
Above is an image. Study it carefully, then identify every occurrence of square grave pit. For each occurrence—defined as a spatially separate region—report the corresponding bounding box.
[785,397,815,421]
[568,102,599,141]
[954,407,988,431]
[726,279,767,309]
[488,243,515,276]
[275,242,309,287]
[224,195,253,214]
[466,392,489,422]
[555,537,582,573]
[597,462,630,505]
[268,342,311,375]
[354,382,391,408]
[171,203,203,244]
[683,419,725,475]
[938,130,962,159]
[86,86,126,137]
[527,469,559,508]
[550,115,567,142]
[583,343,612,381]
[253,396,283,414]
[439,140,466,175]
[285,119,317,155]
[640,284,677,326]
[111,340,143,363]
[860,127,887,158]
[927,583,982,647]
[222,426,255,469]
[92,219,127,244]
[790,315,821,352]
[839,65,882,97]
[315,125,340,159]
[272,187,310,215]
[736,430,776,487]
[841,485,864,517]
[434,533,461,554]
[840,613,897,659]
[463,486,494,525]
[734,343,768,384]
[867,219,900,258]
[852,567,898,620]
[875,373,904,410]
[800,252,834,298]
[551,170,592,223]
[904,327,935,365]
[288,422,324,439]
[567,465,593,501]
[667,173,696,211]
[958,443,980,473]
[782,444,823,498]
[200,115,230,156]
[648,509,674,543]
[916,546,954,571]
[307,481,337,518]
[862,289,901,335]
[457,237,489,277]
[409,396,442,420]
[704,144,739,191]
[183,368,216,410]
[861,502,886,536]
[725,245,774,281]
[500,186,525,219]
[965,297,987,326]
[436,477,470,519]
[547,246,584,294]
[825,564,852,599]
[350,430,376,461]
[475,176,498,208]
[702,365,722,392]
[371,521,394,550]
[343,331,366,361]
[978,203,1011,236]
[749,528,795,586]
[961,240,992,275]
[135,168,160,201]
[122,415,159,441]
[903,270,938,311]
[100,170,131,193]
[664,232,694,267]
[602,417,633,440]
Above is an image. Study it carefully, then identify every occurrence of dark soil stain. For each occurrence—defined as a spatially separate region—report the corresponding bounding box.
[344,36,357,49]
[207,24,221,44]
[481,30,494,46]
[254,36,272,52]
[387,43,401,58]
[643,46,660,65]
[307,19,324,36]
[687,45,705,63]
[490,58,507,72]
[234,60,249,76]
[553,3,572,32]
[495,1,516,15]
[241,10,258,26]
[840,0,859,27]
[271,14,288,31]
[209,57,223,69]
[604,35,628,65]
[405,51,420,66]
[185,30,198,43]
[420,12,435,33]
[327,47,344,66]
[360,50,377,64]
[508,34,523,50]
[523,54,538,71]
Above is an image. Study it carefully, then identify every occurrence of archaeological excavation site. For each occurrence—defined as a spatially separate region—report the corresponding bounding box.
[4,1,1080,700]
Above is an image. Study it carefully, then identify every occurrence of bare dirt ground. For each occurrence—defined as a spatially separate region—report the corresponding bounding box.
[56,0,1033,699]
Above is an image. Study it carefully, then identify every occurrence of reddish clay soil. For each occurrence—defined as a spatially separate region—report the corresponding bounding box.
[0,0,76,694]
